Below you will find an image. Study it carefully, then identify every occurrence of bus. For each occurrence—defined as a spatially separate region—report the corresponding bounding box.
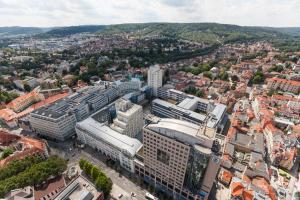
[145,192,159,200]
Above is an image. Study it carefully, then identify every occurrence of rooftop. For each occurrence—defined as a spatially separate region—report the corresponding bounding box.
[76,118,142,157]
[146,118,213,148]
[54,175,102,200]
[153,98,207,122]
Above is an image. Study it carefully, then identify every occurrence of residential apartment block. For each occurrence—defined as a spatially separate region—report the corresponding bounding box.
[7,88,44,112]
[148,65,163,96]
[0,130,49,166]
[267,77,300,94]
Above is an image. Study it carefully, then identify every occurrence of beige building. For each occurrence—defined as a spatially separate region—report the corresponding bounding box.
[110,99,143,138]
[7,88,43,112]
[135,118,220,200]
[267,77,300,94]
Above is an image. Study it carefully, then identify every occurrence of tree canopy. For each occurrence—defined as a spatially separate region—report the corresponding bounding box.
[79,158,112,198]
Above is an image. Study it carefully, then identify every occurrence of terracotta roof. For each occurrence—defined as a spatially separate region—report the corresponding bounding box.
[0,92,68,123]
[0,108,17,122]
[268,77,300,87]
[7,90,40,108]
[231,182,244,197]
[0,130,47,167]
[219,169,233,184]
[252,177,276,200]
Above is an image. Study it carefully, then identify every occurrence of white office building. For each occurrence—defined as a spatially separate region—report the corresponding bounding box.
[148,65,163,96]
[76,117,143,172]
[29,108,77,141]
[110,99,144,138]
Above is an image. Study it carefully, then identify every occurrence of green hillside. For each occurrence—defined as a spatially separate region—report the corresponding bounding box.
[1,23,300,51]
[98,23,286,44]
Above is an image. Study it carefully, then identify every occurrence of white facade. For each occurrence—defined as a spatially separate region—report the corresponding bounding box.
[111,99,144,138]
[29,111,77,141]
[148,65,163,96]
[76,117,143,173]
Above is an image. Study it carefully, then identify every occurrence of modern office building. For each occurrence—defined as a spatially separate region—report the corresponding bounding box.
[148,65,163,96]
[76,117,143,172]
[110,99,144,138]
[29,86,120,141]
[29,106,77,141]
[114,78,141,96]
[152,94,227,137]
[28,81,143,141]
[135,118,220,200]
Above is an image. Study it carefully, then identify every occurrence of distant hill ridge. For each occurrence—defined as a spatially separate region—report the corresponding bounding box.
[1,23,300,45]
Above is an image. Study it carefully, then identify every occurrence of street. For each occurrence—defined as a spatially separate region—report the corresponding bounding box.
[48,139,149,200]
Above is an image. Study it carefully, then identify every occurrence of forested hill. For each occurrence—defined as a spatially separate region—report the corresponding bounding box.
[97,23,287,44]
[0,27,48,38]
[42,25,106,37]
[1,23,300,51]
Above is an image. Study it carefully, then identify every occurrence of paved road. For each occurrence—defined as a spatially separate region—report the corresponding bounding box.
[48,141,148,200]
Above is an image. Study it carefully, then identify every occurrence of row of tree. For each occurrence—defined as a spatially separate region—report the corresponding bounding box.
[79,159,113,198]
[0,156,67,198]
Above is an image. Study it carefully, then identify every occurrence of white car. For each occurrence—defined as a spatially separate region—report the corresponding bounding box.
[118,194,123,198]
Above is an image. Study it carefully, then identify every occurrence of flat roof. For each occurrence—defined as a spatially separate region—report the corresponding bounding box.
[146,118,212,146]
[54,176,100,200]
[76,118,142,157]
[177,98,198,110]
[153,98,207,122]
[32,107,65,119]
[207,103,227,128]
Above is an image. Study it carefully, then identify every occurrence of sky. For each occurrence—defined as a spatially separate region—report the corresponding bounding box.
[0,0,299,27]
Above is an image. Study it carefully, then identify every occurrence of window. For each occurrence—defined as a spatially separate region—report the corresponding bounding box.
[157,149,170,165]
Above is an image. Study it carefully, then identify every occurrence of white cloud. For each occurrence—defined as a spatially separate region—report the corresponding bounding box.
[0,0,299,27]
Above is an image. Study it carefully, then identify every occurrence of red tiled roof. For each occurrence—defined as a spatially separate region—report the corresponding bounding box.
[0,130,47,166]
[220,169,233,184]
[252,177,276,200]
[268,77,300,87]
[7,90,40,108]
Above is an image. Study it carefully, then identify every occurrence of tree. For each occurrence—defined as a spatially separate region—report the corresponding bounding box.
[252,70,265,84]
[203,71,213,79]
[231,75,239,82]
[218,71,229,81]
[79,159,112,198]
[23,84,31,92]
[195,90,204,97]
[0,156,67,198]
[1,148,13,160]
[83,162,93,176]
[91,166,101,182]
[116,61,127,71]
[96,175,113,197]
[79,159,86,169]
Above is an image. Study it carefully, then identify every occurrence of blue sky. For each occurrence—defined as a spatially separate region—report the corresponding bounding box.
[0,0,299,27]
